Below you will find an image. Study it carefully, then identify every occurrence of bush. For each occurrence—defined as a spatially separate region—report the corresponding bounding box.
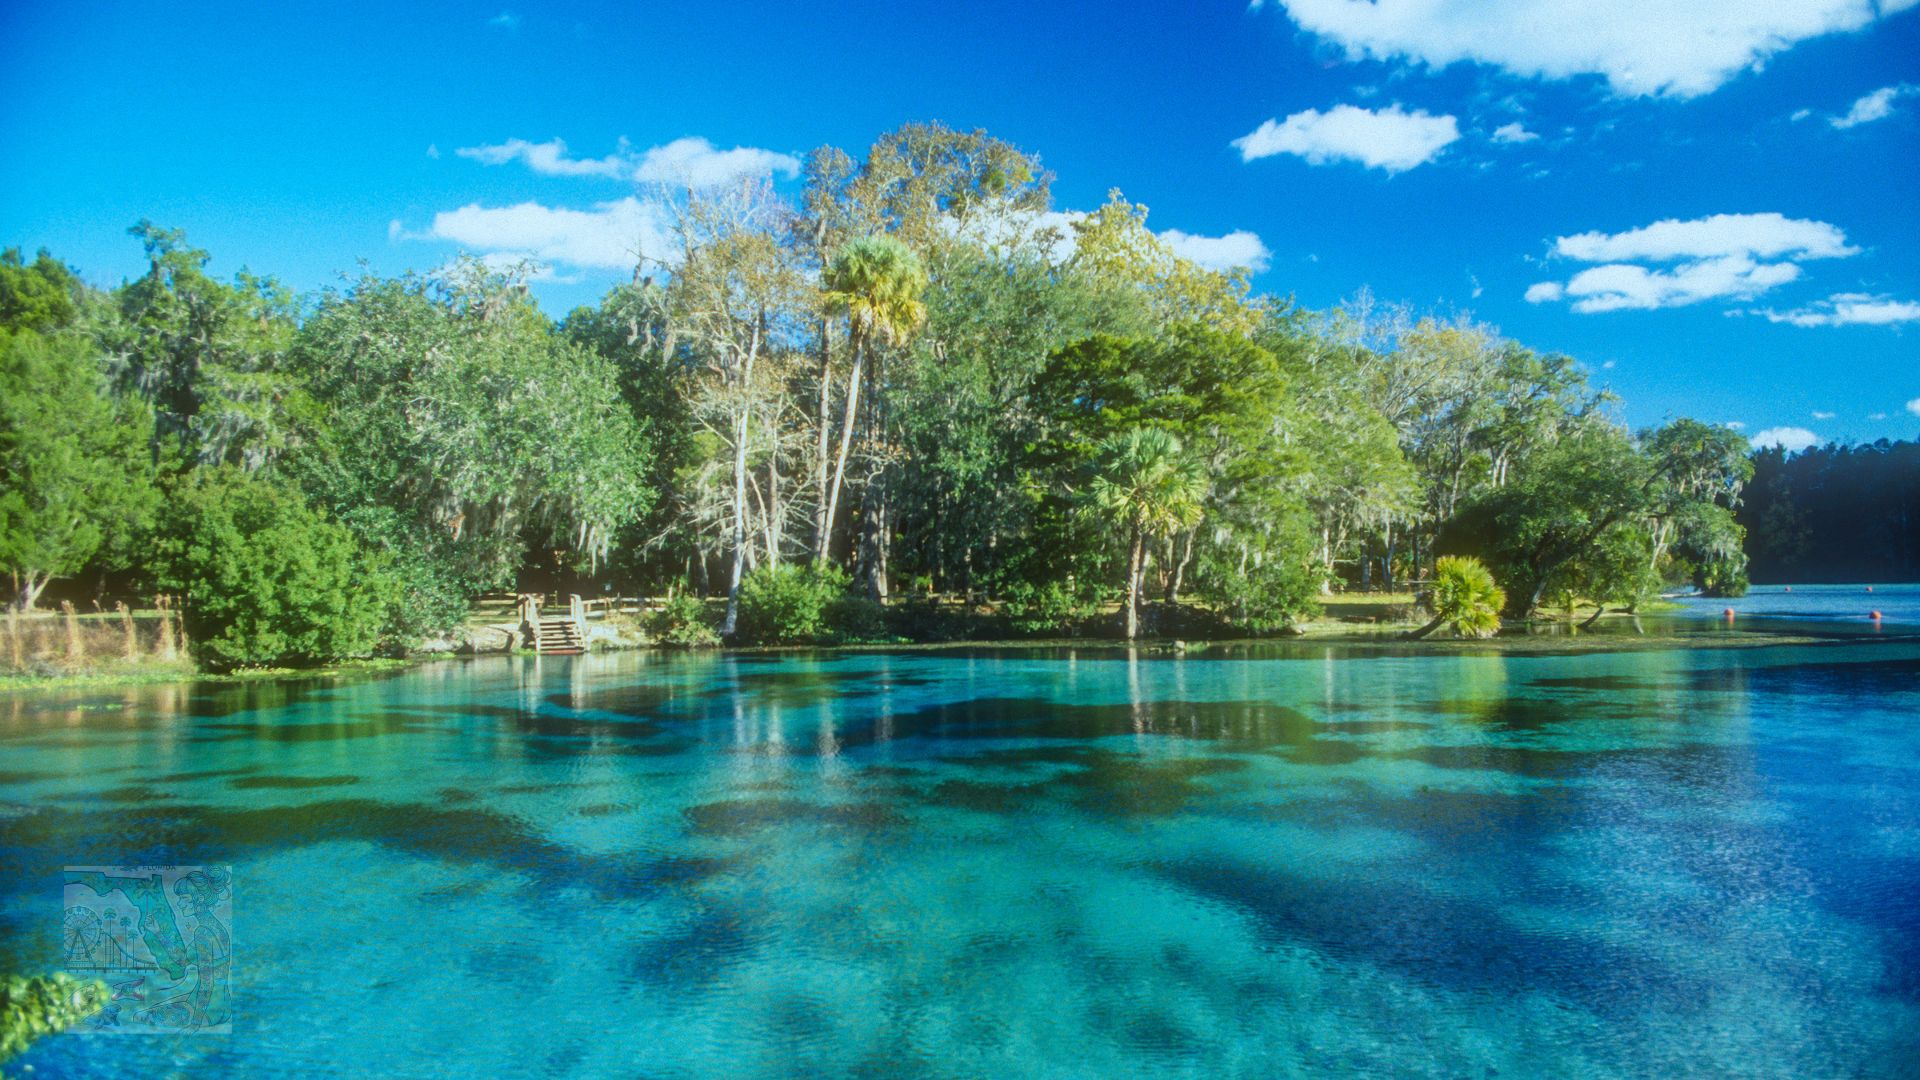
[1205,556,1321,632]
[156,470,397,668]
[735,563,852,644]
[2,972,107,1063]
[1417,555,1505,639]
[998,580,1098,636]
[827,594,891,643]
[1696,555,1750,598]
[649,592,718,647]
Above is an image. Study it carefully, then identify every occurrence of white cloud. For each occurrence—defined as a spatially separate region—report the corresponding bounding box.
[1158,229,1272,273]
[1790,107,1814,122]
[1561,256,1802,313]
[1233,104,1460,173]
[1258,0,1907,99]
[1724,421,1746,430]
[634,137,801,188]
[1490,122,1538,144]
[1908,397,1920,418]
[1812,410,1837,419]
[1832,84,1914,128]
[453,134,801,188]
[423,197,671,269]
[1528,213,1859,313]
[1750,426,1821,452]
[1869,411,1889,420]
[457,137,630,179]
[1554,213,1856,263]
[1755,292,1920,327]
[487,11,520,30]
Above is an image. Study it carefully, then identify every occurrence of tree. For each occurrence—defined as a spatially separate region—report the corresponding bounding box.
[1088,428,1206,638]
[105,222,302,469]
[658,180,809,636]
[287,260,653,633]
[0,327,155,609]
[1409,555,1505,639]
[154,470,396,668]
[819,235,927,597]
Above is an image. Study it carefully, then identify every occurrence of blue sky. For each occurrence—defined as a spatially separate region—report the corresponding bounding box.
[3,1,1916,446]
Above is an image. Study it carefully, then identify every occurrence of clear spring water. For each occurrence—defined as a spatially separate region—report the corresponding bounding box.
[3,624,1918,1077]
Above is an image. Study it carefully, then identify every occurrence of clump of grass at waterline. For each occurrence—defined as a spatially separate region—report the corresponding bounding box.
[0,601,198,686]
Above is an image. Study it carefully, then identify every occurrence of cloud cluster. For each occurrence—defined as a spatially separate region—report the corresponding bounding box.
[1233,104,1460,173]
[454,135,801,187]
[1831,84,1916,128]
[1754,293,1920,327]
[1158,229,1273,273]
[1253,0,1915,98]
[1524,213,1857,313]
[422,197,672,270]
[1490,122,1538,144]
[1749,426,1821,452]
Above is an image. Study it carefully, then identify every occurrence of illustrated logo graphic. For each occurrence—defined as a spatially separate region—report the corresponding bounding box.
[62,866,232,1034]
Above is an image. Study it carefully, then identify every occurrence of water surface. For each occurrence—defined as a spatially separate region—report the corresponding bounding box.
[4,632,1917,1077]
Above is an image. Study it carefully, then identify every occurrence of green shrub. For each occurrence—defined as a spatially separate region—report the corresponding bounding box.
[1696,555,1751,598]
[827,594,891,643]
[155,469,397,668]
[1416,555,1505,639]
[2,972,108,1063]
[650,592,719,647]
[1205,555,1321,632]
[735,563,852,644]
[998,580,1097,636]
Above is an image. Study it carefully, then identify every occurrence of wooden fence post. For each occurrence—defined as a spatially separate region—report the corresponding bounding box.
[61,601,85,664]
[157,596,177,661]
[119,602,137,658]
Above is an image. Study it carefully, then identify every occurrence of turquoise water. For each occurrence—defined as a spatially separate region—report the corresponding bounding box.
[4,631,1919,1077]
[1674,582,1920,629]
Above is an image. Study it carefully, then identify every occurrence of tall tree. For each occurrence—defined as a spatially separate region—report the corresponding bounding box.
[818,235,927,597]
[1088,428,1206,639]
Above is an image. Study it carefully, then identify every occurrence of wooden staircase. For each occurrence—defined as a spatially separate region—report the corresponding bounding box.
[520,594,588,655]
[531,617,585,654]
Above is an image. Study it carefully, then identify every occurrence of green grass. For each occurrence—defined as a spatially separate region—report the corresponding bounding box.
[0,657,411,695]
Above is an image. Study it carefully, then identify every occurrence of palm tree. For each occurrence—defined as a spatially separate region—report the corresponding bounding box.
[1090,428,1207,639]
[818,236,928,599]
[1408,555,1506,639]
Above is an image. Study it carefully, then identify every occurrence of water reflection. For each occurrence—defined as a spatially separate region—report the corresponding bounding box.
[1,640,1917,1077]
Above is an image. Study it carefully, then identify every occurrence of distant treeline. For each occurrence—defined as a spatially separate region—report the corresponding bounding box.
[1741,440,1920,583]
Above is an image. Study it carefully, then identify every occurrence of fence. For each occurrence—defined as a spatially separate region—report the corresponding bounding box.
[2,601,189,676]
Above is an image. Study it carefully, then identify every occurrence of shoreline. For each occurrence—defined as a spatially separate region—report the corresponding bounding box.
[5,614,1908,698]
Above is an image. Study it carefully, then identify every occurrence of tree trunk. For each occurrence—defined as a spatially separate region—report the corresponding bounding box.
[813,318,833,560]
[1581,603,1606,629]
[1165,529,1194,604]
[821,336,865,565]
[12,570,48,613]
[1404,614,1446,640]
[1125,527,1145,640]
[722,405,750,638]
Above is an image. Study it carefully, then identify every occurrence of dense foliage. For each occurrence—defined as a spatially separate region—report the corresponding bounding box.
[6,120,1852,656]
[156,471,397,667]
[1415,556,1506,639]
[1,973,107,1063]
[1740,440,1920,583]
